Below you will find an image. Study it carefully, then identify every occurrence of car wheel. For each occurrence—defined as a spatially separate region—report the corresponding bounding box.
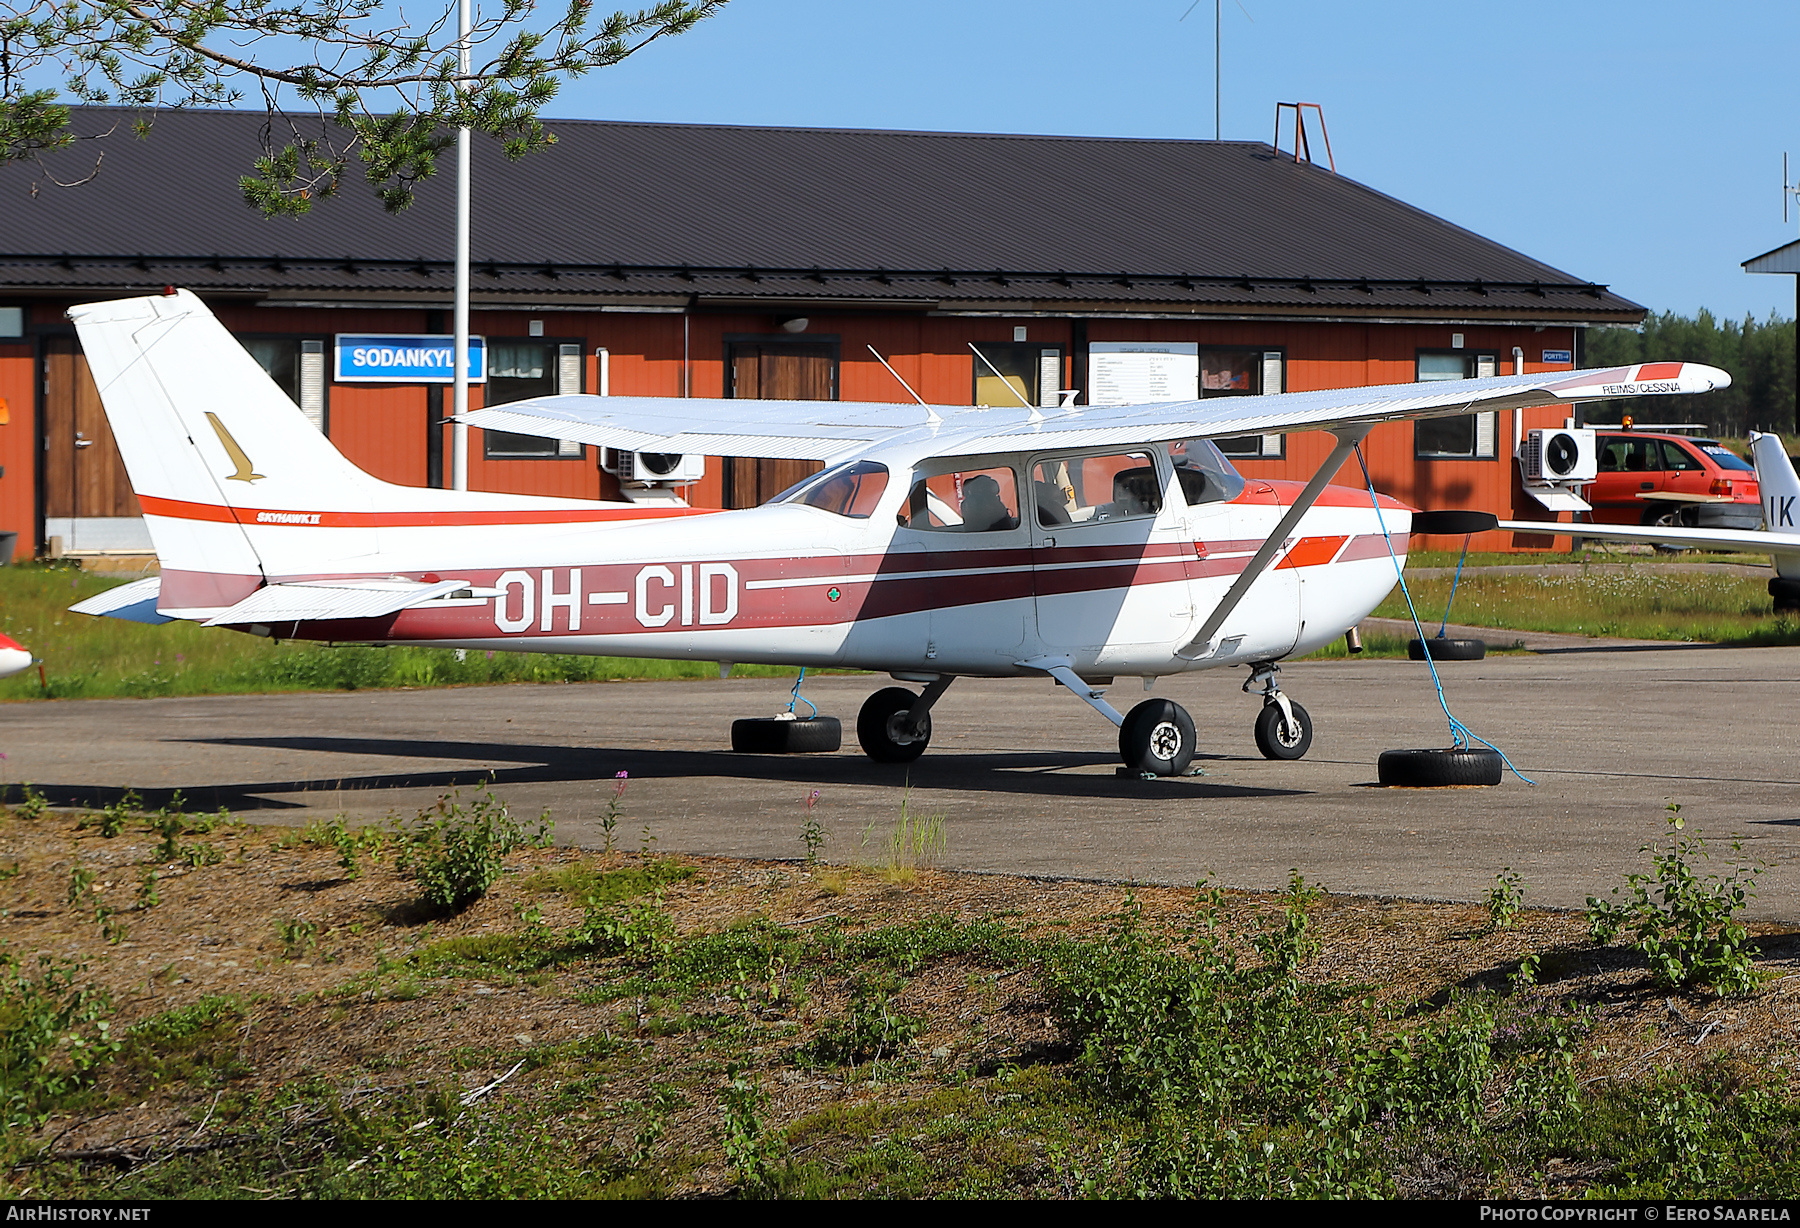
[1253,700,1313,760]
[1377,747,1503,787]
[731,716,842,754]
[1407,637,1485,661]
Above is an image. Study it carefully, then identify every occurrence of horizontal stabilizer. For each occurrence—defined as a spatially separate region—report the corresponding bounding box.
[202,578,484,627]
[1497,520,1800,558]
[69,577,173,625]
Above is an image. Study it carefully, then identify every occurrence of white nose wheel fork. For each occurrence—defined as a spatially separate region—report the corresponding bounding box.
[1245,663,1314,760]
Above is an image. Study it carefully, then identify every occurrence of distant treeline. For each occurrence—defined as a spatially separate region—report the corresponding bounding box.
[1583,309,1796,436]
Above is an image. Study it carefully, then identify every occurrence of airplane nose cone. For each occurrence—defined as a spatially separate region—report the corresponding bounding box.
[0,633,32,679]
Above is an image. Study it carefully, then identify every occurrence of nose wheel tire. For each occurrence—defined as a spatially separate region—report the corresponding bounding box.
[1119,698,1196,776]
[857,687,932,763]
[1253,700,1313,760]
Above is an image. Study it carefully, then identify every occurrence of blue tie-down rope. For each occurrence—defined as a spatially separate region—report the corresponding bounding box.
[1437,533,1472,638]
[787,667,818,720]
[1354,445,1533,785]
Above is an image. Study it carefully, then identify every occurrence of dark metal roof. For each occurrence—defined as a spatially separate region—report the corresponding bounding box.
[2,108,1642,322]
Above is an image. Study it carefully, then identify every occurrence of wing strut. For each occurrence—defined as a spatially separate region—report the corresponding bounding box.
[1178,423,1375,660]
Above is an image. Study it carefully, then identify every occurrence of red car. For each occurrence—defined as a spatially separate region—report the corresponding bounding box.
[1586,431,1762,530]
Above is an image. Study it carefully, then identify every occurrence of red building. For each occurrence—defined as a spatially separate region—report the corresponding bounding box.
[0,110,1644,563]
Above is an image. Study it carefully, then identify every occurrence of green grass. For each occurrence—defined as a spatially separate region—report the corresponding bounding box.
[1372,563,1798,645]
[0,563,817,701]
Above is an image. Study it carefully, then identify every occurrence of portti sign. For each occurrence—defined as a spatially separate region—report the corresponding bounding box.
[334,334,487,383]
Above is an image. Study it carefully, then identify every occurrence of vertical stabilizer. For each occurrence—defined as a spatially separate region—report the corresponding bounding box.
[1750,432,1800,578]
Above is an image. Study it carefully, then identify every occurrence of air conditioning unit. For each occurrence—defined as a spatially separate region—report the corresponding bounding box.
[1521,428,1596,482]
[602,448,706,483]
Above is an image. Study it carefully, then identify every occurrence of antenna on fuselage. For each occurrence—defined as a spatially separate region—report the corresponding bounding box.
[867,345,940,426]
[968,343,1044,424]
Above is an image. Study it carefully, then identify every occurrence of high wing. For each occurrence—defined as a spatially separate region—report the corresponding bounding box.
[459,362,1731,461]
[461,396,945,461]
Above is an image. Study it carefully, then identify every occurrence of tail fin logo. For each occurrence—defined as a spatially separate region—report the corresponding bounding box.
[205,412,265,483]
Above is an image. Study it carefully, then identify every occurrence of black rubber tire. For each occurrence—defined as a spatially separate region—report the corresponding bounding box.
[1407,636,1486,661]
[1378,747,1503,787]
[856,687,932,763]
[1770,577,1800,614]
[1410,510,1499,536]
[730,716,841,754]
[1253,699,1313,761]
[1118,698,1197,776]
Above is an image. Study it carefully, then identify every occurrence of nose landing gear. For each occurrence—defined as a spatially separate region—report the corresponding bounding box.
[1245,663,1313,760]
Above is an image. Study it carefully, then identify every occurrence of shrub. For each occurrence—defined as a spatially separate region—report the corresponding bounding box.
[1486,867,1526,931]
[1586,804,1763,995]
[398,788,552,913]
[0,950,119,1132]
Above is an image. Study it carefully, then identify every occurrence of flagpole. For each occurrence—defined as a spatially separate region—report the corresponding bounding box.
[452,0,471,491]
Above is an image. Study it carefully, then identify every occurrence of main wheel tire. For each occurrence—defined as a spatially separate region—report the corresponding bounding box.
[1407,636,1486,661]
[1253,699,1313,760]
[856,687,932,763]
[1377,747,1503,787]
[1770,577,1800,613]
[1118,698,1197,776]
[731,716,841,754]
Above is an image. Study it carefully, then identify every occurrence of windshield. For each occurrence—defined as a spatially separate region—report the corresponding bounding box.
[775,460,890,517]
[1169,438,1248,505]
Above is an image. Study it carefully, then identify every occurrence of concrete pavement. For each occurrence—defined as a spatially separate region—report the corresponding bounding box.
[5,643,1797,917]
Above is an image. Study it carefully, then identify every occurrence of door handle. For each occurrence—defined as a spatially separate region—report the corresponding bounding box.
[1639,481,1653,490]
[75,433,94,449]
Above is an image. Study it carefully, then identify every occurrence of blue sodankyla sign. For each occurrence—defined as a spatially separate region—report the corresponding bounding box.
[334,334,486,383]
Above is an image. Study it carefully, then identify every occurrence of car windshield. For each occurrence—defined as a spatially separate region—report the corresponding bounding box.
[1698,443,1755,472]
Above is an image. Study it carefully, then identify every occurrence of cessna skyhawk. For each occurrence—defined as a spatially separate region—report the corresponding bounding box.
[69,291,1727,775]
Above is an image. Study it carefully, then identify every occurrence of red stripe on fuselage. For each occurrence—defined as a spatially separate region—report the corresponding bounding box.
[253,531,1399,644]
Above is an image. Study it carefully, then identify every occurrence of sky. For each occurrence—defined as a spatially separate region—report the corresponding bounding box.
[539,0,1800,323]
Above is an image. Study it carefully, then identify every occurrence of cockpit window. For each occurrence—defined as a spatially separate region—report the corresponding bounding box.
[1169,438,1248,505]
[1031,452,1162,527]
[899,465,1021,532]
[777,460,890,517]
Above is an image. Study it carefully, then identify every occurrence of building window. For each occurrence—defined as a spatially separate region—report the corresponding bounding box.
[244,336,327,432]
[1202,347,1285,459]
[484,341,583,458]
[1414,350,1498,459]
[971,343,1064,410]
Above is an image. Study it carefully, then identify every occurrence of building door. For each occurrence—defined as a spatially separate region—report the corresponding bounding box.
[42,336,143,552]
[724,341,836,509]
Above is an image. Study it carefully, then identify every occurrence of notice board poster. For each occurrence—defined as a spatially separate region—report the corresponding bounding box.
[1087,342,1199,407]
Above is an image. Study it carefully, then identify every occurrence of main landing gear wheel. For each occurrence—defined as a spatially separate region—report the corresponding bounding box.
[1119,698,1196,776]
[1377,747,1503,787]
[731,716,841,754]
[1253,699,1313,760]
[1407,636,1486,661]
[857,687,932,763]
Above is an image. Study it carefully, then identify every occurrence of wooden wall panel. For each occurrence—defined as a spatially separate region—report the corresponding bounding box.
[0,343,36,560]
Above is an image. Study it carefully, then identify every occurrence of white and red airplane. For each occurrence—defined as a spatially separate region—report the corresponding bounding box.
[68,290,1728,775]
[0,631,32,679]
